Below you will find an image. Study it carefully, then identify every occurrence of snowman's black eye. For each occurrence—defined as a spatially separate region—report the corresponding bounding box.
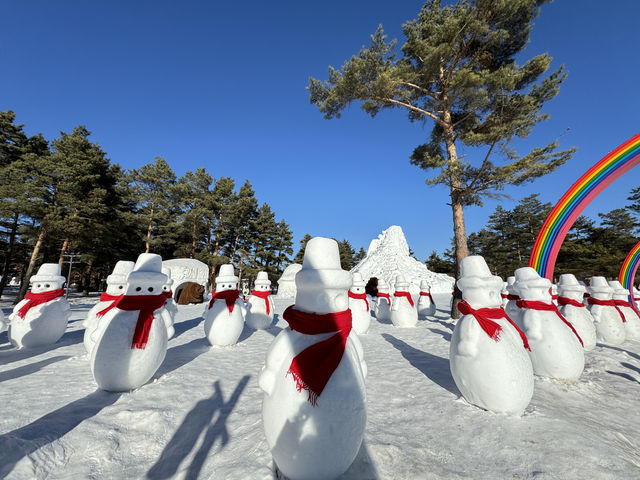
[148,287,154,292]
[136,287,142,292]
[118,285,123,290]
[36,284,41,288]
[45,284,50,288]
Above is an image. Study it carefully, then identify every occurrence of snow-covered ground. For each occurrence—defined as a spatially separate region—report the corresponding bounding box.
[1,288,640,479]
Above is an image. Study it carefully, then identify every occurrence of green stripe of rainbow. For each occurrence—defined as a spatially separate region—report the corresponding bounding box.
[529,134,640,280]
[619,240,640,312]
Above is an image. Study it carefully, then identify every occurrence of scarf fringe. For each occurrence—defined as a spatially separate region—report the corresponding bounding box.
[287,369,319,406]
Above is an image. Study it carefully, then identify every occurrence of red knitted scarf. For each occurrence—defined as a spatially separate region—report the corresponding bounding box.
[283,306,352,406]
[557,297,585,308]
[96,292,124,318]
[517,299,584,346]
[588,298,626,323]
[506,294,519,301]
[457,301,530,350]
[614,299,640,320]
[420,292,432,298]
[377,292,391,306]
[209,289,240,313]
[348,291,369,311]
[501,293,508,299]
[106,294,168,349]
[163,290,173,299]
[251,290,271,314]
[394,291,414,307]
[17,289,65,319]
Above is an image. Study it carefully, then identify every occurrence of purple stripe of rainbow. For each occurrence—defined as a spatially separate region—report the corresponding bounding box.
[529,134,640,279]
[619,241,640,312]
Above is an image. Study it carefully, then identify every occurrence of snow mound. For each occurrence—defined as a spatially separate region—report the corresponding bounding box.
[276,263,302,298]
[351,225,454,294]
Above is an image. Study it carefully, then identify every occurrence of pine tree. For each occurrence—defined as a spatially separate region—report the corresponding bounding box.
[175,168,213,258]
[308,0,575,315]
[294,234,313,264]
[425,250,455,276]
[627,186,640,227]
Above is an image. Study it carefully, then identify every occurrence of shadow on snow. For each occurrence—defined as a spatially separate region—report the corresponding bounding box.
[0,355,72,383]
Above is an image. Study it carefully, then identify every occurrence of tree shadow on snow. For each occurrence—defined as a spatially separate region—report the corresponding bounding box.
[153,337,211,380]
[605,370,640,384]
[237,324,255,343]
[0,355,71,383]
[0,389,121,478]
[146,375,250,480]
[381,333,459,396]
[171,315,204,339]
[427,328,452,342]
[0,328,84,367]
[597,344,640,362]
[620,361,640,376]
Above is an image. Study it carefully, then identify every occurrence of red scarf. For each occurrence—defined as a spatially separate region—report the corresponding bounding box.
[283,306,352,406]
[251,290,271,314]
[557,297,585,308]
[96,292,124,318]
[588,298,626,323]
[17,289,65,319]
[394,291,414,307]
[377,292,391,306]
[583,293,591,298]
[506,294,519,301]
[501,293,508,299]
[614,299,640,321]
[209,289,240,313]
[107,294,168,349]
[457,301,530,350]
[517,300,583,346]
[420,291,432,298]
[348,291,369,311]
[163,290,173,299]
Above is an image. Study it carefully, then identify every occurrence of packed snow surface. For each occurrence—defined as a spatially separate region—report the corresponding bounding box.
[1,288,640,479]
[352,226,454,294]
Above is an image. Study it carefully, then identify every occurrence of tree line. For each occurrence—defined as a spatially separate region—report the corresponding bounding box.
[426,190,640,283]
[0,111,294,301]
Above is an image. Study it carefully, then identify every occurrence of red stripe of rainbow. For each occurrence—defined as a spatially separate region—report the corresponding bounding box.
[529,134,640,279]
[619,240,640,312]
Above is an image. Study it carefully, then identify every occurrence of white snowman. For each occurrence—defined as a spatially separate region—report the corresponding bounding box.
[608,280,640,341]
[84,260,135,354]
[587,276,626,346]
[258,237,367,480]
[417,279,436,318]
[204,264,245,346]
[450,256,534,415]
[513,267,584,380]
[550,284,559,306]
[160,267,177,340]
[500,281,509,308]
[375,279,392,323]
[348,272,372,334]
[9,263,70,349]
[634,285,640,309]
[391,275,418,328]
[557,274,597,351]
[0,307,6,332]
[504,276,522,327]
[91,253,169,391]
[245,271,274,330]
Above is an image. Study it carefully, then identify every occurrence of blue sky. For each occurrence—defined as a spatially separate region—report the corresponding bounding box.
[2,1,638,260]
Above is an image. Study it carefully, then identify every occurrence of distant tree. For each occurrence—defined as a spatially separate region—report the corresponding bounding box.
[174,168,213,258]
[354,247,366,264]
[426,250,455,276]
[337,239,356,270]
[627,186,640,227]
[294,234,313,264]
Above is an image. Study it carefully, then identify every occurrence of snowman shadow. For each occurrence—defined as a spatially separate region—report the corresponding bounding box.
[0,355,72,383]
[153,337,211,380]
[0,328,84,367]
[171,315,204,339]
[237,323,255,343]
[381,333,459,396]
[427,328,452,342]
[605,370,640,384]
[0,389,122,478]
[598,344,640,362]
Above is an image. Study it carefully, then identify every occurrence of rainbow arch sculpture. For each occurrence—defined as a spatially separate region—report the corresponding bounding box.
[619,240,640,312]
[529,133,640,280]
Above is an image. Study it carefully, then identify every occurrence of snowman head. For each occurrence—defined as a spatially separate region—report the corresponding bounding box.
[457,256,503,308]
[124,254,167,296]
[161,267,174,293]
[350,272,366,294]
[587,276,613,300]
[30,263,66,293]
[557,273,586,301]
[377,279,389,294]
[295,237,351,314]
[394,275,409,292]
[505,276,517,295]
[608,280,629,300]
[514,267,551,302]
[254,271,271,292]
[419,279,430,293]
[105,260,135,295]
[215,264,238,292]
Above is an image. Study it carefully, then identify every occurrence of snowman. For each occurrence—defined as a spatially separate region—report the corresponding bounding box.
[417,279,436,318]
[0,308,6,332]
[204,264,245,346]
[258,237,367,480]
[609,280,640,341]
[375,279,392,323]
[450,256,533,415]
[500,281,509,308]
[9,263,70,349]
[504,276,522,327]
[348,272,372,334]
[587,276,626,346]
[245,271,274,330]
[634,285,640,309]
[557,274,597,351]
[84,260,135,354]
[550,284,559,306]
[159,267,177,340]
[90,253,169,391]
[391,275,418,328]
[513,267,584,380]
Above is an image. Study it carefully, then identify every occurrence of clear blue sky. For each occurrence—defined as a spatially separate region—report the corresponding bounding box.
[2,1,638,260]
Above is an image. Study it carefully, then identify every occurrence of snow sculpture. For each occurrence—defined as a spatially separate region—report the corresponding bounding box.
[277,263,302,298]
[556,274,597,351]
[9,263,70,349]
[245,271,274,330]
[375,279,392,323]
[348,272,372,334]
[259,237,366,480]
[391,275,418,328]
[608,280,640,341]
[450,256,533,415]
[204,264,245,346]
[91,253,169,391]
[417,279,436,318]
[587,276,626,346]
[504,276,522,328]
[161,267,177,339]
[514,267,584,380]
[162,258,208,301]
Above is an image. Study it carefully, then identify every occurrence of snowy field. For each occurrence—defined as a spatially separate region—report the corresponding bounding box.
[1,289,640,479]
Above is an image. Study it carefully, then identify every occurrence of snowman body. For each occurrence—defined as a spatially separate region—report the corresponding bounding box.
[204,275,245,346]
[611,288,640,341]
[417,290,436,318]
[375,291,391,323]
[557,293,597,351]
[589,303,626,345]
[391,289,418,327]
[348,283,371,334]
[160,292,177,340]
[245,283,274,330]
[84,288,123,355]
[9,295,70,349]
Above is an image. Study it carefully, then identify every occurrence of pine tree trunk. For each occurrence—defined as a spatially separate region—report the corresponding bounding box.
[145,202,155,253]
[82,260,93,296]
[0,212,19,297]
[58,238,70,266]
[15,220,48,304]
